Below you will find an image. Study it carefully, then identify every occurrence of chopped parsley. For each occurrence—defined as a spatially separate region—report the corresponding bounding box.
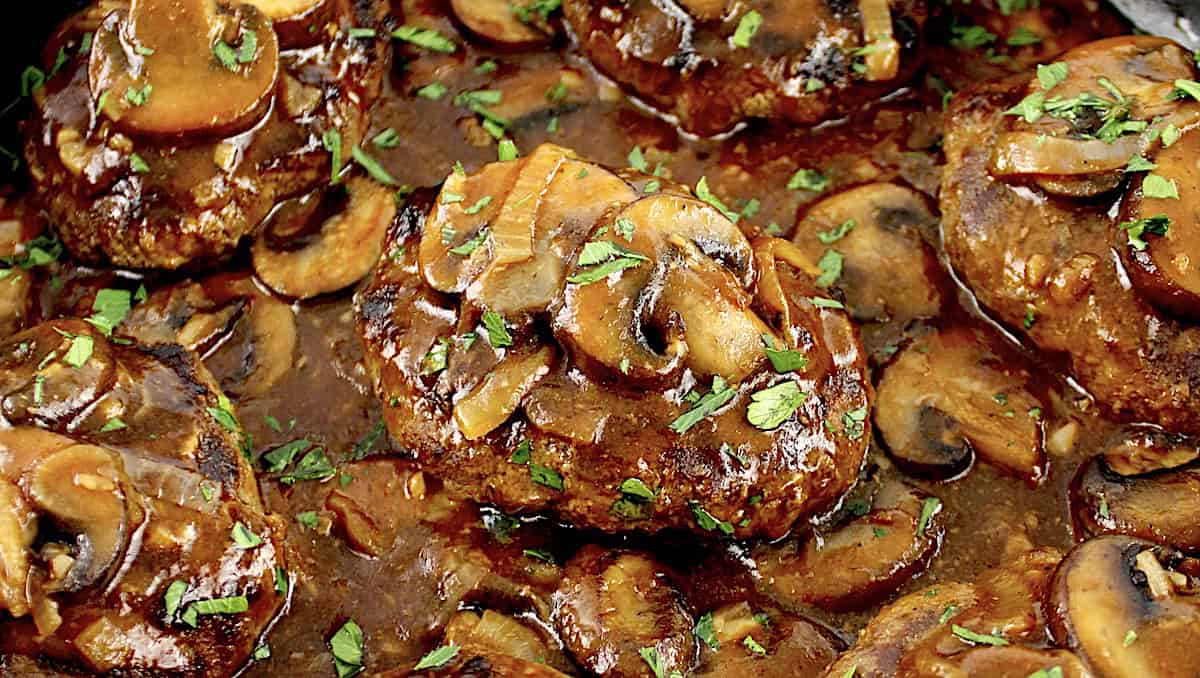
[1120,215,1170,251]
[690,501,735,535]
[63,334,94,367]
[498,139,519,161]
[87,288,132,336]
[747,381,806,430]
[568,240,648,284]
[695,177,740,223]
[280,447,336,484]
[463,195,493,215]
[231,522,263,549]
[164,580,188,617]
[1036,62,1069,90]
[670,376,736,433]
[816,218,855,243]
[99,417,126,432]
[1006,27,1042,47]
[731,10,763,48]
[743,635,768,656]
[414,644,459,671]
[1143,174,1179,200]
[295,511,319,529]
[262,439,312,473]
[951,624,1009,646]
[322,129,344,184]
[619,477,656,502]
[530,463,563,491]
[694,612,719,650]
[809,296,844,309]
[950,24,997,50]
[481,311,513,348]
[1125,155,1157,173]
[351,146,398,186]
[788,168,831,193]
[391,26,457,53]
[627,146,648,172]
[330,619,366,677]
[124,83,152,106]
[129,153,150,173]
[815,249,843,287]
[523,548,555,563]
[761,334,808,373]
[509,439,532,464]
[639,646,668,678]
[917,497,942,537]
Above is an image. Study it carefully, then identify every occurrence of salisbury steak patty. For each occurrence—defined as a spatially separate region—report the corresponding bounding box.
[941,36,1200,434]
[22,0,388,269]
[356,143,871,537]
[563,0,928,136]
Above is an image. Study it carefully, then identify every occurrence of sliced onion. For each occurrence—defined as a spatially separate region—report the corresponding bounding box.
[859,0,900,81]
[490,145,571,266]
[990,132,1143,177]
[453,346,554,439]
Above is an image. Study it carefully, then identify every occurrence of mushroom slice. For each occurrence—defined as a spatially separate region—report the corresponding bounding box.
[451,0,556,47]
[989,36,1199,198]
[1103,425,1199,476]
[553,546,695,678]
[791,183,941,324]
[1048,536,1200,677]
[1118,123,1200,318]
[557,194,768,384]
[88,0,280,137]
[486,67,593,128]
[693,603,840,676]
[1070,456,1200,553]
[444,609,573,672]
[0,480,36,617]
[753,481,944,612]
[875,328,1047,483]
[241,0,333,48]
[912,646,1090,677]
[253,177,397,300]
[828,548,1064,677]
[25,444,133,592]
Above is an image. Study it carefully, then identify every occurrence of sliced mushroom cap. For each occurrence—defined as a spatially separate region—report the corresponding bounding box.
[693,603,840,676]
[1048,536,1200,677]
[420,144,638,316]
[89,0,280,137]
[989,36,1199,198]
[553,546,695,678]
[558,194,769,384]
[253,176,397,300]
[754,481,945,612]
[450,0,557,47]
[25,444,133,592]
[1102,425,1200,476]
[1071,456,1200,553]
[827,548,1064,677]
[1119,122,1200,318]
[791,182,941,324]
[485,67,594,129]
[443,609,574,673]
[875,328,1047,483]
[0,321,118,428]
[121,276,297,397]
[909,646,1090,677]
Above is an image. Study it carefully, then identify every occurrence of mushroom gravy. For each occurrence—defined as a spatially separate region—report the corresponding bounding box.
[8,0,1192,675]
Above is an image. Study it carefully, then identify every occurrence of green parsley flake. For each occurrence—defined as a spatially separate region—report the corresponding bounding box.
[1007,27,1042,47]
[816,219,855,244]
[391,25,457,53]
[1003,91,1046,123]
[262,439,312,473]
[463,195,493,215]
[191,595,250,616]
[788,168,831,193]
[694,612,719,650]
[809,296,845,309]
[330,619,365,677]
[164,580,188,617]
[917,496,942,537]
[99,417,127,433]
[690,501,735,535]
[1123,629,1137,646]
[695,177,740,222]
[322,129,344,184]
[416,82,446,100]
[347,27,377,39]
[129,153,150,174]
[414,644,458,671]
[124,83,152,106]
[951,624,1009,646]
[1120,215,1170,251]
[296,511,319,529]
[743,635,768,656]
[498,139,519,161]
[351,146,398,186]
[87,288,132,336]
[1036,62,1069,90]
[231,521,263,549]
[1163,124,1182,147]
[509,439,533,464]
[1175,79,1200,102]
[619,477,656,502]
[670,376,736,434]
[731,10,763,48]
[1125,155,1157,173]
[747,381,806,430]
[627,146,648,172]
[761,334,808,373]
[1143,174,1180,200]
[530,463,563,490]
[280,447,336,484]
[63,334,94,367]
[482,311,513,348]
[815,249,843,287]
